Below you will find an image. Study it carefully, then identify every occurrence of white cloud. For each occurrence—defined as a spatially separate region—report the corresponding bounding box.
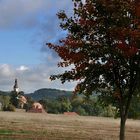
[0,1,76,93]
[0,64,76,93]
[16,65,29,71]
[0,64,14,77]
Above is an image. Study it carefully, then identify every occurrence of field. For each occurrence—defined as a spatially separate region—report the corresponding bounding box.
[0,111,140,140]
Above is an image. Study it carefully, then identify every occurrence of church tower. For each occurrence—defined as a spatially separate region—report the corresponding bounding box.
[13,78,19,93]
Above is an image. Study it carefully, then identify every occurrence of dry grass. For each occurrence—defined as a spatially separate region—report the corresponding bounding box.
[0,111,140,140]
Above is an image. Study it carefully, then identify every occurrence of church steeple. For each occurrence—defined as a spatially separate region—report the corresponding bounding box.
[13,78,19,93]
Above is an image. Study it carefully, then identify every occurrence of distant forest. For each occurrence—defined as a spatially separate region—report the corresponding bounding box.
[0,88,140,119]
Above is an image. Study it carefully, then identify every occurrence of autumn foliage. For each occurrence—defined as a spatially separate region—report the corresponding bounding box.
[47,0,140,140]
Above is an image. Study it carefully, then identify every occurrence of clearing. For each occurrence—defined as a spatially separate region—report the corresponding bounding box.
[0,111,140,140]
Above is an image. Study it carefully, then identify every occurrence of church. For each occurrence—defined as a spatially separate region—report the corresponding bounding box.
[13,78,19,93]
[12,79,44,113]
[12,78,27,109]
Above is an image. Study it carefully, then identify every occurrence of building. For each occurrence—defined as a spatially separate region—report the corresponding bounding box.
[12,79,27,109]
[13,79,19,93]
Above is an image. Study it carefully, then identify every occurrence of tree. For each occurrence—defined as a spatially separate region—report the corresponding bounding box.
[57,96,72,112]
[127,90,140,119]
[0,95,11,110]
[47,0,140,140]
[10,91,19,108]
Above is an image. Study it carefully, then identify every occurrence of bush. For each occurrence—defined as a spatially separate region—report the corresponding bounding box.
[101,105,117,117]
[74,106,88,116]
[3,104,15,112]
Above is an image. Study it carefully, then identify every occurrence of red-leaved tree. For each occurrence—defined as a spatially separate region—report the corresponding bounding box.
[47,0,140,140]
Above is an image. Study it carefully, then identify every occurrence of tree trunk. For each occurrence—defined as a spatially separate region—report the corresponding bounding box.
[120,116,126,140]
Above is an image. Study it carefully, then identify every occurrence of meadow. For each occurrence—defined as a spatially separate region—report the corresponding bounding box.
[0,111,140,140]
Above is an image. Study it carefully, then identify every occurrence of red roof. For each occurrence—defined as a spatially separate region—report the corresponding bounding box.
[64,112,78,115]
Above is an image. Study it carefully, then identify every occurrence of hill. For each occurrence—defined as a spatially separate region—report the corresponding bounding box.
[0,91,10,96]
[27,88,73,101]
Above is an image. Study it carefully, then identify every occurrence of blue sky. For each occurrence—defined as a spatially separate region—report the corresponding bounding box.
[0,0,77,93]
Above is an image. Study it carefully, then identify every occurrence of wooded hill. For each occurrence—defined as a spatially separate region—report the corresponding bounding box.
[0,88,73,101]
[0,91,10,96]
[27,88,73,100]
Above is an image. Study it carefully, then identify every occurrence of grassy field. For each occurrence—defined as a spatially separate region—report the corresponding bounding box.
[0,111,140,140]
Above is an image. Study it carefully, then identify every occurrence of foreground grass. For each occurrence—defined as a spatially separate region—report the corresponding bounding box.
[0,111,140,140]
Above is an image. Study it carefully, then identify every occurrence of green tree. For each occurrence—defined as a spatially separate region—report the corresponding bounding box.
[74,106,87,115]
[47,100,62,114]
[47,0,140,139]
[10,91,19,108]
[57,96,72,112]
[127,91,140,119]
[101,105,117,117]
[25,96,34,111]
[0,95,10,110]
[82,99,103,116]
[71,96,83,108]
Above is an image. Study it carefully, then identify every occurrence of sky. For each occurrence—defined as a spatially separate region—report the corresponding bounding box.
[0,0,77,93]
